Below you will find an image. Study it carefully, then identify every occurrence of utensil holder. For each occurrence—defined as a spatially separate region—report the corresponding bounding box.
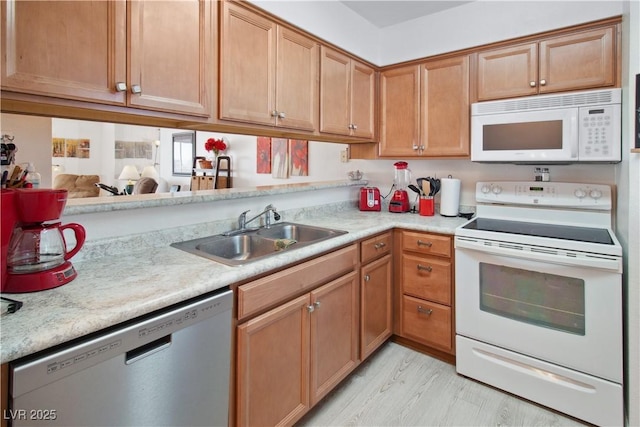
[419,196,434,216]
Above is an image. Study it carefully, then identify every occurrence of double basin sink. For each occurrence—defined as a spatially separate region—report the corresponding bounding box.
[171,222,348,266]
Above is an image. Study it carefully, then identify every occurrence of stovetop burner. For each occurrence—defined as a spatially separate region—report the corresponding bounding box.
[462,218,614,245]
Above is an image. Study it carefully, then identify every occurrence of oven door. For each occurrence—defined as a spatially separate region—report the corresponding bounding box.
[455,238,622,383]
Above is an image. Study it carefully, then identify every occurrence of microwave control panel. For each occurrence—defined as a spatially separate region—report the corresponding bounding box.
[579,104,621,161]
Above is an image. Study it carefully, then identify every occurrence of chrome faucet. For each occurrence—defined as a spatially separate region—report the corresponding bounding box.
[237,204,281,230]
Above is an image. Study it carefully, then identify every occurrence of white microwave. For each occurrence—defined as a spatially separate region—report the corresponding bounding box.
[471,88,621,163]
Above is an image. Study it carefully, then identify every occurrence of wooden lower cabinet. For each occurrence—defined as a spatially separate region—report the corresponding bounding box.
[397,230,455,356]
[360,232,393,359]
[236,271,358,426]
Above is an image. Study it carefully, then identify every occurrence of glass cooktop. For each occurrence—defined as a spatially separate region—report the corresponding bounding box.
[462,218,614,245]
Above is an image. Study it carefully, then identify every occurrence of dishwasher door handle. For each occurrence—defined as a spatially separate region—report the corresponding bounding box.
[125,335,172,365]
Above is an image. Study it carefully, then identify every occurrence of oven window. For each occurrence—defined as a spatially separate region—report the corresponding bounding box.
[479,263,585,335]
[483,121,563,150]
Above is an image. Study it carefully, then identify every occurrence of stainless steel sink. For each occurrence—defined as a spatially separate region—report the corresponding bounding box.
[256,222,346,243]
[171,222,347,266]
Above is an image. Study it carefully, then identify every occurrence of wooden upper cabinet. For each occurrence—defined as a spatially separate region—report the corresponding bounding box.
[220,1,318,131]
[1,0,212,117]
[538,27,616,94]
[379,56,469,158]
[276,26,319,131]
[1,0,127,104]
[128,0,212,116]
[420,55,470,157]
[350,60,376,138]
[320,46,375,139]
[476,25,617,101]
[476,43,538,101]
[379,65,421,157]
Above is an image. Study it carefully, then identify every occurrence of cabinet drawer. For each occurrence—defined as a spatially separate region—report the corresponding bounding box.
[401,295,452,352]
[238,244,358,321]
[402,254,451,305]
[360,232,392,264]
[402,231,451,258]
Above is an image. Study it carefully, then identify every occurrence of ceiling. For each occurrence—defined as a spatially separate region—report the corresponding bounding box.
[340,1,475,28]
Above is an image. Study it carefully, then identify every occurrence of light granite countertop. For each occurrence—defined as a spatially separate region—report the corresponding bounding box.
[1,209,468,364]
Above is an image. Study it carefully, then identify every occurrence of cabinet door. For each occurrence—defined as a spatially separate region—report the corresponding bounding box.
[276,27,318,131]
[361,254,392,359]
[420,55,470,157]
[1,0,126,104]
[539,26,616,94]
[237,294,311,427]
[476,43,538,101]
[320,46,351,136]
[350,60,376,139]
[128,0,212,116]
[220,1,275,125]
[379,65,421,157]
[309,271,359,405]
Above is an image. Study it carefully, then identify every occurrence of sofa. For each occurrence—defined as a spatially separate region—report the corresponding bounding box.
[53,174,100,198]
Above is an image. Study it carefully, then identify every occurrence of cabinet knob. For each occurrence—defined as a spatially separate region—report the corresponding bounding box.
[314,301,321,309]
[131,84,142,94]
[529,81,536,87]
[364,274,370,282]
[352,124,358,130]
[412,144,419,150]
[417,240,432,247]
[306,304,315,313]
[374,242,386,250]
[271,110,279,117]
[278,111,286,119]
[417,306,433,315]
[417,264,433,272]
[539,79,546,86]
[115,82,127,92]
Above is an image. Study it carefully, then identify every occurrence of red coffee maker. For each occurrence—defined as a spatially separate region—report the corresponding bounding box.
[1,188,86,293]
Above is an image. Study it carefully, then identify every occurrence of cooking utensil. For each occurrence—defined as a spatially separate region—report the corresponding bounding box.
[408,184,423,196]
[429,177,441,196]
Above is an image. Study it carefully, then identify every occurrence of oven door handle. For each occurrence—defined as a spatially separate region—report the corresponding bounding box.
[455,237,622,272]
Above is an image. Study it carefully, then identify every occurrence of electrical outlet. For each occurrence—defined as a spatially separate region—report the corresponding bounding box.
[340,149,349,163]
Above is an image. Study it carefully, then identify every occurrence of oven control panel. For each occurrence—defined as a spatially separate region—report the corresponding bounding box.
[476,181,612,209]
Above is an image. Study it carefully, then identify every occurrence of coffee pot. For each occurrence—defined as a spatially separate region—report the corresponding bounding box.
[1,188,85,293]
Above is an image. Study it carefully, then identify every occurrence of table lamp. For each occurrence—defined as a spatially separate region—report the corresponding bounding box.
[118,165,139,194]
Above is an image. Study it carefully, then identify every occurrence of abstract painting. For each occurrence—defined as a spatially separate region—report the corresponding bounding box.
[288,139,308,176]
[257,136,271,173]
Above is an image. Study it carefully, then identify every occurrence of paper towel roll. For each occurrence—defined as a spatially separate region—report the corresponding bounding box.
[440,178,461,217]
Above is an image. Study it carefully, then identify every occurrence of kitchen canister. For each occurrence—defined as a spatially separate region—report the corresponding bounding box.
[439,176,461,217]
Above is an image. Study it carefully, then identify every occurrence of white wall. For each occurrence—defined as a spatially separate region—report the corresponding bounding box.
[378,1,624,65]
[250,0,624,66]
[618,1,640,425]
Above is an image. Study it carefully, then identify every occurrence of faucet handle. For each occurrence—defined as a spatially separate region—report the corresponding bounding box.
[238,210,250,228]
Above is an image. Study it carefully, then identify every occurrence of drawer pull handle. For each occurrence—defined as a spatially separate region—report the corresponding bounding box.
[417,264,433,272]
[374,242,386,249]
[417,240,432,247]
[417,306,433,315]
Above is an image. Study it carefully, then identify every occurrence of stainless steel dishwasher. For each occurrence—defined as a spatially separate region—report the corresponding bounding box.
[8,287,233,427]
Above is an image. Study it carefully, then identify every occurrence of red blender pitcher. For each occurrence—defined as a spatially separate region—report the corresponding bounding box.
[2,189,86,293]
[389,161,411,213]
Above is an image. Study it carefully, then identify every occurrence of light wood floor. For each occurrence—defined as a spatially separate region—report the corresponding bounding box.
[297,342,588,427]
